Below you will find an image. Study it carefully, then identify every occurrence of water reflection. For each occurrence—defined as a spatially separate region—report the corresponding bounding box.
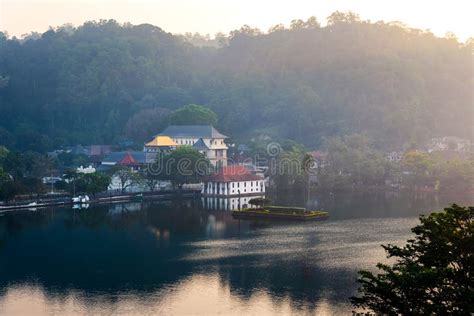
[108,202,142,215]
[0,275,351,315]
[0,192,472,315]
[201,196,263,211]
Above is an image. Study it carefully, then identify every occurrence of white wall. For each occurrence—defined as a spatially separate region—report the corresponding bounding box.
[204,180,265,196]
[171,137,228,150]
[202,196,264,211]
[172,137,199,145]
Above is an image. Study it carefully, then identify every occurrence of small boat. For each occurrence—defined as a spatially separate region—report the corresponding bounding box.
[72,195,90,204]
[23,202,39,212]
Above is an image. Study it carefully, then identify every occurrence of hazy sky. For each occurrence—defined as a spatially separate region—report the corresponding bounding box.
[1,0,473,41]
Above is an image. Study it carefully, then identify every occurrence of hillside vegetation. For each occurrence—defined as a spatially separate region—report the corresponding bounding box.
[0,12,472,151]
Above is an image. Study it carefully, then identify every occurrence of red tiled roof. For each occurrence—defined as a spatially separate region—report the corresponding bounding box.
[205,165,263,182]
[118,152,138,166]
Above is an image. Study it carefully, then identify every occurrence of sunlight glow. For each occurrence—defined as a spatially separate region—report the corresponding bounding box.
[1,0,472,41]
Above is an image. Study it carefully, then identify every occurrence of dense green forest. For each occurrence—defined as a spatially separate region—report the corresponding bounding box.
[0,12,472,152]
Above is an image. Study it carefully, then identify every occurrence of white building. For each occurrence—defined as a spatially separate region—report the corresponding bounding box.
[427,137,471,153]
[158,125,228,167]
[387,151,403,162]
[143,135,177,163]
[76,165,96,174]
[202,165,265,197]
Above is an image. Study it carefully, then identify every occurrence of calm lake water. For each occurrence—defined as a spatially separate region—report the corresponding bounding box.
[0,192,472,315]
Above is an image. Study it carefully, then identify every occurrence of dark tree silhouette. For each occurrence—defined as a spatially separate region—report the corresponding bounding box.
[351,204,474,315]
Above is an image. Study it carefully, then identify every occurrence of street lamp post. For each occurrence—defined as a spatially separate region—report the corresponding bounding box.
[238,189,241,210]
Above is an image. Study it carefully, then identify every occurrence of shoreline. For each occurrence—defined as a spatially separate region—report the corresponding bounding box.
[0,189,201,212]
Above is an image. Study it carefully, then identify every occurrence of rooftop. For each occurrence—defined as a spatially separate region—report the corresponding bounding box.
[145,135,177,147]
[102,151,147,165]
[159,125,228,139]
[205,165,263,182]
[193,138,209,150]
[118,152,138,166]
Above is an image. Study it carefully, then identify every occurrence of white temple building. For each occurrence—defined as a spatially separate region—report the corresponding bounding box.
[158,125,228,167]
[202,165,265,197]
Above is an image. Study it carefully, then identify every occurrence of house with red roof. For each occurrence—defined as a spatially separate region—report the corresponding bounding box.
[118,152,139,167]
[99,151,146,171]
[202,165,265,197]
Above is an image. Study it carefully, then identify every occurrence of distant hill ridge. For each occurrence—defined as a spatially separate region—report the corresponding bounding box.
[0,14,471,151]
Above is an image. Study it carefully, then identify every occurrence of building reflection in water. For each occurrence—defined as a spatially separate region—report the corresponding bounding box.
[147,226,171,242]
[2,193,469,314]
[202,195,265,211]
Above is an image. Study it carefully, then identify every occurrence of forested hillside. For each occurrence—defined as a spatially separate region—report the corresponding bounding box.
[0,12,472,151]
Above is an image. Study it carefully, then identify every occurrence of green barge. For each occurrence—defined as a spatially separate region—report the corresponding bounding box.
[232,205,328,221]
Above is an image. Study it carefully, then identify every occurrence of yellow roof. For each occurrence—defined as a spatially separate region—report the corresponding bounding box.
[145,136,177,147]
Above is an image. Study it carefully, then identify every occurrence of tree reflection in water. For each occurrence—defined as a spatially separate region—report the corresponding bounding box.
[0,192,472,314]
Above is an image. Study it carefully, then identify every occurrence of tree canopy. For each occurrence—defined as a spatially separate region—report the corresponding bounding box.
[150,146,211,188]
[319,135,389,189]
[59,170,111,195]
[0,15,472,151]
[351,204,474,314]
[167,104,218,126]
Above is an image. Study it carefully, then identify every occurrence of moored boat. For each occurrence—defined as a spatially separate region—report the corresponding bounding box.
[72,195,90,204]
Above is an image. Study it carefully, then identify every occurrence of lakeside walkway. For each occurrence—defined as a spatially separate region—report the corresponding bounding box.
[0,189,201,212]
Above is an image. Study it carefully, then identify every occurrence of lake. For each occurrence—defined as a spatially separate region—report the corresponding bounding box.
[0,192,472,315]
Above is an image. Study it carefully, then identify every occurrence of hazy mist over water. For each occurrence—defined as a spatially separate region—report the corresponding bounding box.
[0,192,472,315]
